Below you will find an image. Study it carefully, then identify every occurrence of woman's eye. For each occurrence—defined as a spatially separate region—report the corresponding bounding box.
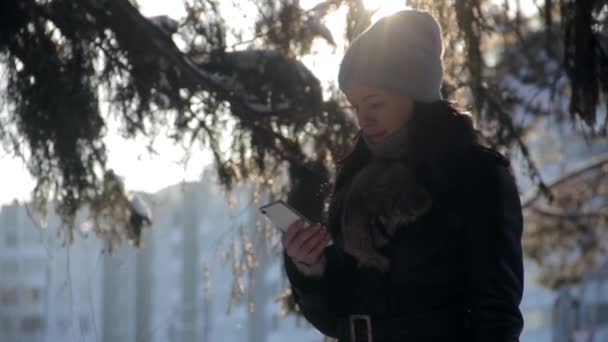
[370,102,383,109]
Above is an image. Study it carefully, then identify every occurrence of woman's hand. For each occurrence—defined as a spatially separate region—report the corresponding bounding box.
[282,218,332,265]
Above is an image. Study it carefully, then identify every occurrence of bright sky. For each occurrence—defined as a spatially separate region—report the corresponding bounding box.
[0,0,537,206]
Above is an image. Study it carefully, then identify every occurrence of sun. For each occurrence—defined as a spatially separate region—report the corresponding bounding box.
[362,0,410,22]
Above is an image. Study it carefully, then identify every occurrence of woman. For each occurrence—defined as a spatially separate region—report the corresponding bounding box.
[281,9,524,342]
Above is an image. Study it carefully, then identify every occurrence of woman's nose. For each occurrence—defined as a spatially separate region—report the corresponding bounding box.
[358,109,377,126]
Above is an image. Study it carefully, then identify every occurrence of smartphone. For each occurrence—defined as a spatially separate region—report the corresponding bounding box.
[259,200,312,232]
[259,200,333,246]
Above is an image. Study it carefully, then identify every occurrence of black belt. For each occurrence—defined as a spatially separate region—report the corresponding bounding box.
[336,308,472,342]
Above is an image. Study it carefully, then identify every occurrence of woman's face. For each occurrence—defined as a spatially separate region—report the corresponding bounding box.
[344,85,414,144]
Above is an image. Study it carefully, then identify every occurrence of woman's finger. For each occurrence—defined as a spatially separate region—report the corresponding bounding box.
[290,223,322,253]
[283,220,318,259]
[300,228,329,256]
[282,219,306,250]
[302,234,331,264]
[286,224,319,260]
[295,228,329,263]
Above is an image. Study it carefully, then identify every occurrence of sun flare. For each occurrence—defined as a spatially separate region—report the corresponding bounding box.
[362,0,410,22]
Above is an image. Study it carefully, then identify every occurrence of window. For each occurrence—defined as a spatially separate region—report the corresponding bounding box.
[5,229,17,246]
[597,302,608,324]
[79,315,90,334]
[23,288,42,304]
[0,288,18,305]
[21,315,45,333]
[21,225,42,242]
[1,316,13,334]
[1,260,18,274]
[56,317,69,335]
[31,288,41,302]
[21,258,43,274]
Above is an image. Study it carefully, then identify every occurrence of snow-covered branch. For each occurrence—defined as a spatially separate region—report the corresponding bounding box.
[104,0,320,117]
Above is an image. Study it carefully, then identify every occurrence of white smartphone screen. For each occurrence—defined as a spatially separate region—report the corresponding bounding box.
[259,200,311,232]
[259,200,333,246]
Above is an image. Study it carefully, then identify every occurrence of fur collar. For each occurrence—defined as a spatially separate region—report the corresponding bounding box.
[340,158,432,272]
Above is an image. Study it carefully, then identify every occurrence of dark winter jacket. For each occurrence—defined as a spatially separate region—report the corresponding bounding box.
[282,145,524,341]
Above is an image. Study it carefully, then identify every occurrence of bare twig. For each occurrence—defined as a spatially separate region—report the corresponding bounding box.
[522,152,608,207]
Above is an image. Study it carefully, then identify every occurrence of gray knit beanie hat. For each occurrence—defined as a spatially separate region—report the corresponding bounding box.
[338,10,444,102]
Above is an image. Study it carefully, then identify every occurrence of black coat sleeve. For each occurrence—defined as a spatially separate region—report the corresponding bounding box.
[467,164,525,341]
[283,243,355,338]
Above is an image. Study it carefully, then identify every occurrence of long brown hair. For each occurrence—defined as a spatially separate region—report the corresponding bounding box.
[324,99,486,238]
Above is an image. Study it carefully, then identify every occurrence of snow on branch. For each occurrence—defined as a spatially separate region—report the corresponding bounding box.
[106,0,319,116]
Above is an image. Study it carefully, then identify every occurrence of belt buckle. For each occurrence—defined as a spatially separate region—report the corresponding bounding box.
[349,314,372,342]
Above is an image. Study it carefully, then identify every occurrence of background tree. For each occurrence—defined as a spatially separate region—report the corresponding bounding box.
[1,0,607,303]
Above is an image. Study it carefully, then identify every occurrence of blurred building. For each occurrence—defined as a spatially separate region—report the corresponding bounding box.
[0,201,48,341]
[567,262,608,341]
[0,200,104,342]
[0,173,318,342]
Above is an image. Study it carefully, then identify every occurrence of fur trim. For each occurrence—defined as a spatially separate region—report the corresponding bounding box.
[341,158,432,272]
